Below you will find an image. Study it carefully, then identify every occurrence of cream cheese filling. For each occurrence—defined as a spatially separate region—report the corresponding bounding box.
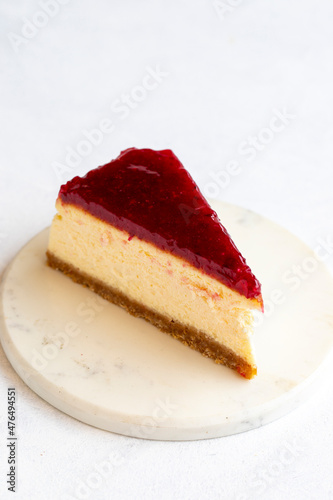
[48,201,259,365]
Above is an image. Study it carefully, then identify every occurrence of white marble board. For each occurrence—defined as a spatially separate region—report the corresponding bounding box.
[1,200,333,441]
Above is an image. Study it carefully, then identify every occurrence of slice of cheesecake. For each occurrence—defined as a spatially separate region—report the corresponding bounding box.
[47,148,263,379]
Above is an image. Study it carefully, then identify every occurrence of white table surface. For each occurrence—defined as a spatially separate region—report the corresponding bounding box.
[1,1,333,499]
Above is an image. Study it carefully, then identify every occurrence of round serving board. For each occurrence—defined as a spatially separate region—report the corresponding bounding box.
[1,201,333,440]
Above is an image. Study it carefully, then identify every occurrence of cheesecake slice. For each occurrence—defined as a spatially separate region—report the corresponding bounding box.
[47,148,263,379]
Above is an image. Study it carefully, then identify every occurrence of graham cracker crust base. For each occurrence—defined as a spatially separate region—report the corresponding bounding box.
[46,251,256,379]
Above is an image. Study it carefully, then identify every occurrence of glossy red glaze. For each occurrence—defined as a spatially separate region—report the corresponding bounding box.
[59,148,262,300]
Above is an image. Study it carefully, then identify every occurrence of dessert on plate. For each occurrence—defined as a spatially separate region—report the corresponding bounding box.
[47,148,263,379]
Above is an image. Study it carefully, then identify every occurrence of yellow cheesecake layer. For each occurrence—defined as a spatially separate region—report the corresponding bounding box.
[47,200,261,376]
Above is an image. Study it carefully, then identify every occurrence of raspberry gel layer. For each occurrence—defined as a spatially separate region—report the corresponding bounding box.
[59,148,262,301]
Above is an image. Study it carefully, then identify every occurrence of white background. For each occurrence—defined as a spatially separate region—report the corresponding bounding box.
[1,1,333,499]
